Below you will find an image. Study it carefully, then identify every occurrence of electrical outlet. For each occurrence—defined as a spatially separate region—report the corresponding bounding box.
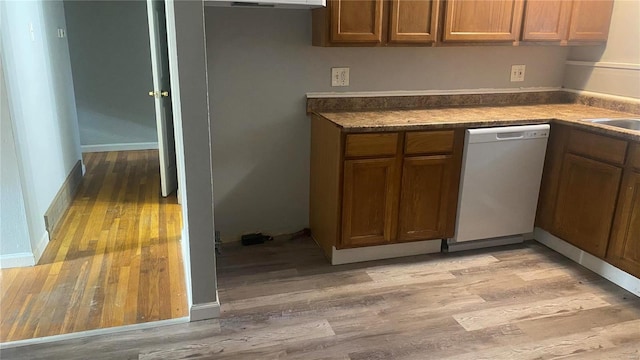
[331,67,349,87]
[510,65,526,82]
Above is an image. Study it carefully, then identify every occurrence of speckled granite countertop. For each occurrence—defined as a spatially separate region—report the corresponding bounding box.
[316,104,640,141]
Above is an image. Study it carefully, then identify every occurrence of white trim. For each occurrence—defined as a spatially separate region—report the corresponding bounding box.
[565,60,640,71]
[0,317,189,349]
[165,0,194,321]
[181,225,193,311]
[0,252,35,269]
[534,228,640,297]
[190,297,221,321]
[80,142,159,153]
[331,239,441,265]
[306,87,562,99]
[562,88,640,104]
[32,231,49,264]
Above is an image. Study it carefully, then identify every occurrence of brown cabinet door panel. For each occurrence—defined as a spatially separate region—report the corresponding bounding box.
[522,0,571,41]
[398,155,452,241]
[443,0,524,41]
[331,0,385,43]
[341,158,398,247]
[553,153,622,258]
[568,0,614,41]
[607,170,640,278]
[389,0,440,43]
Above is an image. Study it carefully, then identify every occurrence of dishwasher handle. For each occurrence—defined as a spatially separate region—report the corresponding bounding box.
[496,131,524,140]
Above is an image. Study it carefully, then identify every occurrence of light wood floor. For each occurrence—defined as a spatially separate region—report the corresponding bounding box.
[0,150,187,342]
[3,238,639,359]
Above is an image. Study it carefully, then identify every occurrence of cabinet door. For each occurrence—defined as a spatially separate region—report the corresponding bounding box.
[553,153,622,258]
[342,158,398,247]
[389,0,440,43]
[521,0,571,41]
[567,0,614,41]
[330,0,384,43]
[607,170,640,278]
[398,155,453,241]
[443,0,524,41]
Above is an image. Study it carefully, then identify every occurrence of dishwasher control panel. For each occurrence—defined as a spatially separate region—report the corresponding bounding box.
[524,129,549,139]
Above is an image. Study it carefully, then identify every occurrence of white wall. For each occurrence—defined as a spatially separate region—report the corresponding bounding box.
[64,1,158,148]
[0,57,33,265]
[0,0,82,262]
[205,7,570,242]
[563,0,640,98]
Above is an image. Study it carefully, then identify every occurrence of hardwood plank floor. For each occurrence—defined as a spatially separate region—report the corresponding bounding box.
[0,150,187,343]
[2,238,639,359]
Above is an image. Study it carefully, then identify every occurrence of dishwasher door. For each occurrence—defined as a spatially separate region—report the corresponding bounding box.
[451,124,550,244]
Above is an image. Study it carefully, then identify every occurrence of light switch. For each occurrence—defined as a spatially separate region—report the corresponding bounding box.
[510,65,526,82]
[331,67,349,87]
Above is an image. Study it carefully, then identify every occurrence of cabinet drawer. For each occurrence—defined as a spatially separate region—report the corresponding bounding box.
[345,133,398,158]
[405,131,454,155]
[567,129,627,166]
[631,144,640,170]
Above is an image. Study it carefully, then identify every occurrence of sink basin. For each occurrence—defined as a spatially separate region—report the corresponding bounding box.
[587,118,640,131]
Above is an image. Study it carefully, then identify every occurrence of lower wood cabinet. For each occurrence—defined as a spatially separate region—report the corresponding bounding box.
[309,115,464,259]
[398,155,454,242]
[342,158,398,247]
[607,145,640,278]
[537,124,639,278]
[552,153,622,258]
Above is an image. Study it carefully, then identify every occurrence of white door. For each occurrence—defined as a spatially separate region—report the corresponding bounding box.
[147,0,177,197]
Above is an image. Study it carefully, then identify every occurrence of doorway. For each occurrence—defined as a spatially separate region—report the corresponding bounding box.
[0,0,187,342]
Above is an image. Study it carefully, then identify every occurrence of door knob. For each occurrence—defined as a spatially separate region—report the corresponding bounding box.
[161,91,169,97]
[148,90,156,97]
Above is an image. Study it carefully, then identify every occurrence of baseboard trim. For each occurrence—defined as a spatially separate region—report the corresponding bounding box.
[32,231,49,264]
[190,297,221,321]
[331,239,441,265]
[0,252,35,269]
[0,317,189,349]
[44,160,83,236]
[81,142,159,153]
[307,87,562,99]
[534,227,640,297]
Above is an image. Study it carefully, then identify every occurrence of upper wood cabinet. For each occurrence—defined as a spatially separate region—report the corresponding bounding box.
[313,0,440,46]
[389,0,440,43]
[567,0,615,41]
[331,0,384,43]
[442,0,524,42]
[522,0,571,41]
[522,0,614,42]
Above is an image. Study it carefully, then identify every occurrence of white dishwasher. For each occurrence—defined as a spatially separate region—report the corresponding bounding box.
[446,124,550,252]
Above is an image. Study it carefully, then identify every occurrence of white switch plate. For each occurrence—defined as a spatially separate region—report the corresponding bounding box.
[331,67,349,87]
[57,28,66,38]
[510,64,526,82]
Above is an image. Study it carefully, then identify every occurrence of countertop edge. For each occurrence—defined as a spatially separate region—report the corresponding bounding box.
[311,112,640,142]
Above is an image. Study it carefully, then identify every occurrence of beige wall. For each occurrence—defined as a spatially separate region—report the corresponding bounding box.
[563,0,640,98]
[205,7,569,243]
